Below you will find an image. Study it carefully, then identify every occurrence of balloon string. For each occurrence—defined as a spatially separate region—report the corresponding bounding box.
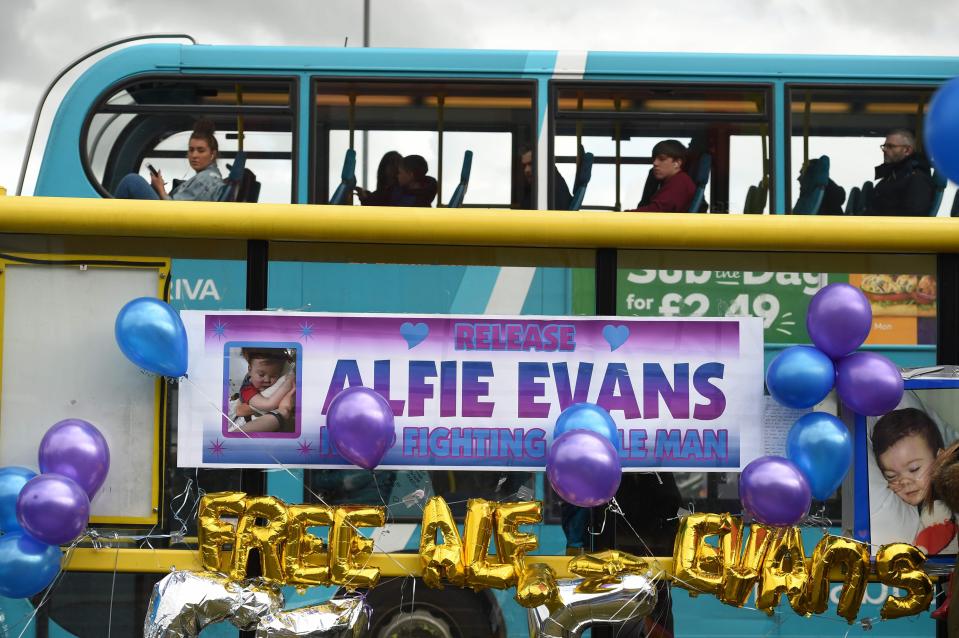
[178,375,419,583]
[106,533,120,638]
[12,535,86,638]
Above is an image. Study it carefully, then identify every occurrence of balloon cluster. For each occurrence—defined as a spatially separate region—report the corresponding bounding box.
[546,403,622,508]
[745,283,903,526]
[0,418,109,598]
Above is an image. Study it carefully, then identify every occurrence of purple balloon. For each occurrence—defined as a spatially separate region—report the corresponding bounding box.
[806,283,872,359]
[16,474,90,545]
[38,419,110,499]
[740,456,811,526]
[836,351,904,416]
[327,387,395,470]
[547,430,622,507]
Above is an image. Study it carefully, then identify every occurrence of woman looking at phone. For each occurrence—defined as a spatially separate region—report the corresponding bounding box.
[113,119,223,201]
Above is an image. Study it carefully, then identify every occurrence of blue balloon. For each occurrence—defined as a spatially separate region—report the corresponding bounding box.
[765,346,835,409]
[0,533,60,598]
[115,297,188,378]
[0,467,36,533]
[925,77,959,184]
[786,411,852,501]
[554,403,621,451]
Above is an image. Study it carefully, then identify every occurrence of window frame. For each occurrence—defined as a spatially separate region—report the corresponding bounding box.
[548,79,776,213]
[80,73,300,201]
[308,75,539,207]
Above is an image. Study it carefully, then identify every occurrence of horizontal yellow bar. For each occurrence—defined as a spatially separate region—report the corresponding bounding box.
[61,548,901,584]
[2,196,959,254]
[62,547,671,579]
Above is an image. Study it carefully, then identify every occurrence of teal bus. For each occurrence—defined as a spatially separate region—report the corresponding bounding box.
[7,36,957,636]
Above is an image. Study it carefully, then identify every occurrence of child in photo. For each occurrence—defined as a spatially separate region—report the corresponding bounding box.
[229,348,296,434]
[872,407,958,555]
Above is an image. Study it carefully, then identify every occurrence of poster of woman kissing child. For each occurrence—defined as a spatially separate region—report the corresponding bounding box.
[867,391,958,557]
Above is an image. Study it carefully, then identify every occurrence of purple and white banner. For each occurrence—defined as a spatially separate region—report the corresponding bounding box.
[177,311,764,471]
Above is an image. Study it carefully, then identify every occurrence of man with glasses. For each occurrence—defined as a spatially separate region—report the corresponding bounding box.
[865,129,935,216]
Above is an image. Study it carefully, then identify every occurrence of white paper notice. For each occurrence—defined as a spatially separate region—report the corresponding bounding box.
[762,397,810,456]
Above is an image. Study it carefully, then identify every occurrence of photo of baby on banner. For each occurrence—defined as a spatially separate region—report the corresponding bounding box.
[224,345,299,436]
[861,376,959,559]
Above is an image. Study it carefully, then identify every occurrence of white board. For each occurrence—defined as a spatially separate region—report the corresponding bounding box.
[0,263,161,522]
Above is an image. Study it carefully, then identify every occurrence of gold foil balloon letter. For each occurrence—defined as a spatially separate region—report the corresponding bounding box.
[329,506,385,589]
[231,496,289,582]
[463,499,515,589]
[805,536,869,622]
[284,504,334,586]
[671,513,729,595]
[756,527,809,615]
[875,543,933,619]
[198,492,247,573]
[719,522,772,607]
[419,496,466,588]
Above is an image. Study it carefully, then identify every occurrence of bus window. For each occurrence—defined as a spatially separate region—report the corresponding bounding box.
[83,78,295,202]
[312,80,535,208]
[788,85,956,216]
[552,83,772,214]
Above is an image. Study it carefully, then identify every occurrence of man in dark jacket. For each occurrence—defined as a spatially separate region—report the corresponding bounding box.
[630,140,697,212]
[866,129,935,216]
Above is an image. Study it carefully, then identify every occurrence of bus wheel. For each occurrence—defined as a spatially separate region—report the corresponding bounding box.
[363,578,505,638]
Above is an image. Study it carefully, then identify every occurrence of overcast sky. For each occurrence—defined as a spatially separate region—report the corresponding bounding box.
[3,0,959,194]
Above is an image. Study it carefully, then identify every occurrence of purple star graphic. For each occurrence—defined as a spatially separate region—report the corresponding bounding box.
[297,440,314,455]
[209,439,226,456]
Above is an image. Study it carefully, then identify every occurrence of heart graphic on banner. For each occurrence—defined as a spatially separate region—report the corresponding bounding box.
[399,322,429,349]
[602,325,629,351]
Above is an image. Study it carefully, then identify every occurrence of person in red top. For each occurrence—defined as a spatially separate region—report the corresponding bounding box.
[630,139,697,212]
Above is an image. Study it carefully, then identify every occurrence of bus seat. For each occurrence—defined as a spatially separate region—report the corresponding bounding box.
[568,151,594,211]
[742,186,758,213]
[929,169,948,215]
[329,149,357,205]
[793,156,830,214]
[845,186,861,215]
[446,150,473,208]
[687,153,711,213]
[218,152,260,203]
[860,180,873,213]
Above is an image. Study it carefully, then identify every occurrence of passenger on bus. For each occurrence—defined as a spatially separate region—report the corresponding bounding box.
[113,119,224,201]
[518,145,572,210]
[796,158,846,215]
[356,151,403,206]
[628,140,696,212]
[865,129,935,216]
[393,155,438,207]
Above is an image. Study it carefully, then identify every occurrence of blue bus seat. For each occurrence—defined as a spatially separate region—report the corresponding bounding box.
[446,150,473,208]
[329,149,357,205]
[568,151,594,211]
[793,156,830,214]
[845,186,861,215]
[687,153,711,213]
[218,152,261,203]
[929,169,948,216]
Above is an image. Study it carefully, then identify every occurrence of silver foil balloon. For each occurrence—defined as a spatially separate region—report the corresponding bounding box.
[144,570,284,637]
[527,574,658,638]
[255,596,370,637]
